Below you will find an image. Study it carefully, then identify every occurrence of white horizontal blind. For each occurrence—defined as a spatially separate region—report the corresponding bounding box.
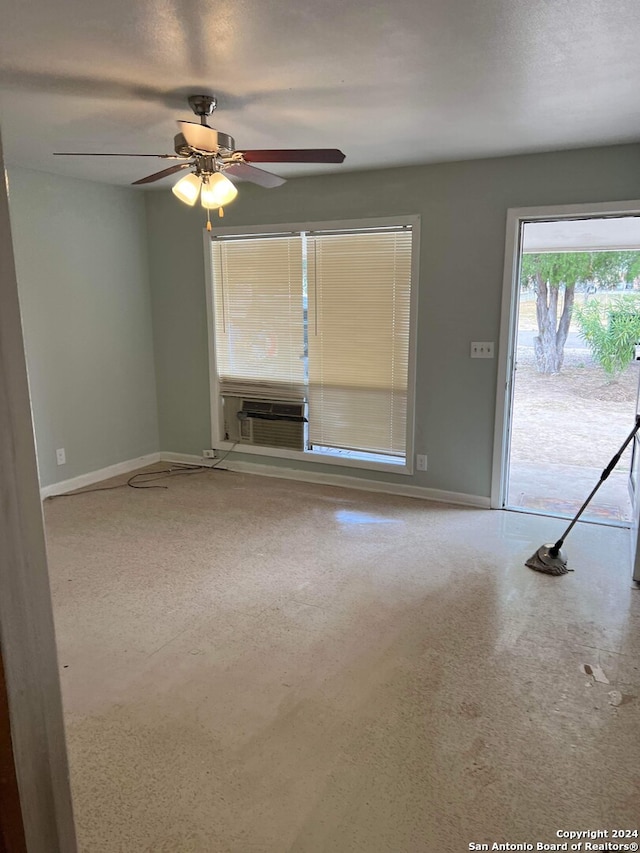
[211,236,305,401]
[307,229,412,455]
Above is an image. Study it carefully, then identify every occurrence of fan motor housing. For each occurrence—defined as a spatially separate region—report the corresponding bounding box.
[173,133,192,158]
[174,131,235,158]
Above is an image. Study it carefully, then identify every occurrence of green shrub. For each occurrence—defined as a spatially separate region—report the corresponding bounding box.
[575,294,640,378]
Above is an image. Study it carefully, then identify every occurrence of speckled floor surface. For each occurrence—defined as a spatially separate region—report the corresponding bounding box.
[44,468,640,852]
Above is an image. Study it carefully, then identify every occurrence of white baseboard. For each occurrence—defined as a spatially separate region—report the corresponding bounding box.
[40,453,161,499]
[42,449,490,509]
[160,451,215,468]
[160,451,490,509]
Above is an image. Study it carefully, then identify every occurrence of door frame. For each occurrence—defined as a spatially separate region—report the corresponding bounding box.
[0,649,27,852]
[491,198,640,511]
[631,386,640,583]
[0,134,77,850]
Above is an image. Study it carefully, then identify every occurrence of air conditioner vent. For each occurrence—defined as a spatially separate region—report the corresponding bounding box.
[241,399,306,421]
[222,395,306,450]
[251,418,304,450]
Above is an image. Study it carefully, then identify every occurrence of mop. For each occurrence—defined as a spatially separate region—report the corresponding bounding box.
[526,415,640,575]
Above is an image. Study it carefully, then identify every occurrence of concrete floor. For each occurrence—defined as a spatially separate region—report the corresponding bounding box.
[44,469,640,852]
[508,462,633,523]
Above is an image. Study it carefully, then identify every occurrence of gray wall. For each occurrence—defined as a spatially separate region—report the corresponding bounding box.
[7,168,159,487]
[145,143,640,499]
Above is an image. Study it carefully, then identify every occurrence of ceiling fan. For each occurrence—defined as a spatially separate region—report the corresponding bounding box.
[54,94,346,219]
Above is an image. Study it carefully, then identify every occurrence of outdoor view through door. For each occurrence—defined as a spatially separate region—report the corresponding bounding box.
[506,216,640,525]
[208,220,416,471]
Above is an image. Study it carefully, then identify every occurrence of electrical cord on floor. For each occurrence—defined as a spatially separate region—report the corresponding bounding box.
[126,466,211,490]
[46,443,238,499]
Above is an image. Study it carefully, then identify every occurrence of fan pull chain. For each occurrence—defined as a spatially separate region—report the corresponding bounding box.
[205,207,225,230]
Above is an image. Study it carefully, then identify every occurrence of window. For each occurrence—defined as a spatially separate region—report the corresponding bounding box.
[212,234,305,401]
[208,217,419,472]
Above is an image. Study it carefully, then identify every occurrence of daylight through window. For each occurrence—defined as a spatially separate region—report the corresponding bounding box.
[210,220,416,468]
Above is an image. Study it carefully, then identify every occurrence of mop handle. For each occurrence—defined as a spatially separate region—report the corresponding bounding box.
[550,414,640,557]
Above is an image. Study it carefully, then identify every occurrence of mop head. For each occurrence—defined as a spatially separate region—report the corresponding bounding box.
[525,544,573,575]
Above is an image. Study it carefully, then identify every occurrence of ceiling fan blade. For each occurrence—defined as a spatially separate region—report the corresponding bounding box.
[241,149,345,164]
[131,163,191,185]
[54,152,182,158]
[224,162,286,188]
[177,121,222,153]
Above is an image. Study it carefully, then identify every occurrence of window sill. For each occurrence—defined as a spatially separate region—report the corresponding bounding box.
[214,441,412,475]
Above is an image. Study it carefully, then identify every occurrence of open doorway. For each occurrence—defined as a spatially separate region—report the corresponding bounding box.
[497,212,640,526]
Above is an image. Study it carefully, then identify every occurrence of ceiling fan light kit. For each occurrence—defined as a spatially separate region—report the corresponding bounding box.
[200,173,238,208]
[54,94,346,227]
[171,171,238,211]
[171,172,201,206]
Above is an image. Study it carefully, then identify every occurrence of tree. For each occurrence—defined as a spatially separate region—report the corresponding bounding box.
[575,294,640,379]
[520,251,640,374]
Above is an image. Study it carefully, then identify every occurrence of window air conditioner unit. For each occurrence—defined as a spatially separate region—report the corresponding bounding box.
[222,396,306,451]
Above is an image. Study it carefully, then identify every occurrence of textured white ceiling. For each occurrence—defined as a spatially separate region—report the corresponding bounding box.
[2,0,640,188]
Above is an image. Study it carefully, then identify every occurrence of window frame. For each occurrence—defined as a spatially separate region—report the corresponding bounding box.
[204,215,420,475]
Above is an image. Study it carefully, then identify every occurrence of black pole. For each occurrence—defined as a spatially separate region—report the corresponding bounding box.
[549,414,640,558]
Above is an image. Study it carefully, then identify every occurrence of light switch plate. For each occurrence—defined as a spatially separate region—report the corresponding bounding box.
[471,342,494,358]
